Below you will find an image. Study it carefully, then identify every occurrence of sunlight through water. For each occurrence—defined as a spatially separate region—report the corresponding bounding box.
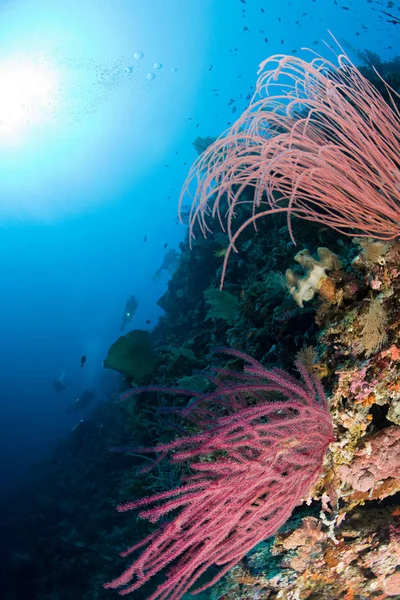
[0,55,58,142]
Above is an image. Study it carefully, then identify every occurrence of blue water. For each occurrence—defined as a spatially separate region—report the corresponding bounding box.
[0,0,398,596]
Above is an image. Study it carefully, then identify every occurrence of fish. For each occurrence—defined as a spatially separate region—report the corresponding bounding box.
[80,355,86,368]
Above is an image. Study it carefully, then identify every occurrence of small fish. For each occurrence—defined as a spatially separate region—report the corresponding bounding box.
[164,243,168,248]
[208,65,213,71]
[145,319,151,324]
[80,355,86,368]
[143,235,147,242]
[243,26,249,32]
[381,5,398,18]
[264,37,269,43]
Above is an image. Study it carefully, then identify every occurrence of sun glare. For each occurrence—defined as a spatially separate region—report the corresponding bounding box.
[0,57,58,141]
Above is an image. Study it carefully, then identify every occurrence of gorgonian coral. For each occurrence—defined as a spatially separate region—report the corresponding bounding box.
[105,348,334,600]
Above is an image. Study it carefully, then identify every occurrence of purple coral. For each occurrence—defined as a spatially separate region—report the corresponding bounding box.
[105,348,334,600]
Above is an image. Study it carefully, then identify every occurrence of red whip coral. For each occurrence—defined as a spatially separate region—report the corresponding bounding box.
[180,43,400,286]
[105,348,334,599]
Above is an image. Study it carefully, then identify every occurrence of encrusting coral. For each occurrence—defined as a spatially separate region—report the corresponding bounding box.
[339,426,400,493]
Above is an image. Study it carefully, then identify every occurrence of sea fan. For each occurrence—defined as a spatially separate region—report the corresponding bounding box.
[105,348,334,600]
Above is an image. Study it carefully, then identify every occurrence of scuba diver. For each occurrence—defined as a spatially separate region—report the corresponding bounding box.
[152,249,179,281]
[66,388,95,413]
[80,354,86,367]
[53,372,67,392]
[70,416,103,451]
[120,294,138,331]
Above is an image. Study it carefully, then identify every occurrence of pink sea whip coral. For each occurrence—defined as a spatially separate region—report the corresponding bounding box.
[180,45,400,287]
[105,348,334,600]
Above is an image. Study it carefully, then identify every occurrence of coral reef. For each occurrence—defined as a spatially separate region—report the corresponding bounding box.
[1,51,400,600]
